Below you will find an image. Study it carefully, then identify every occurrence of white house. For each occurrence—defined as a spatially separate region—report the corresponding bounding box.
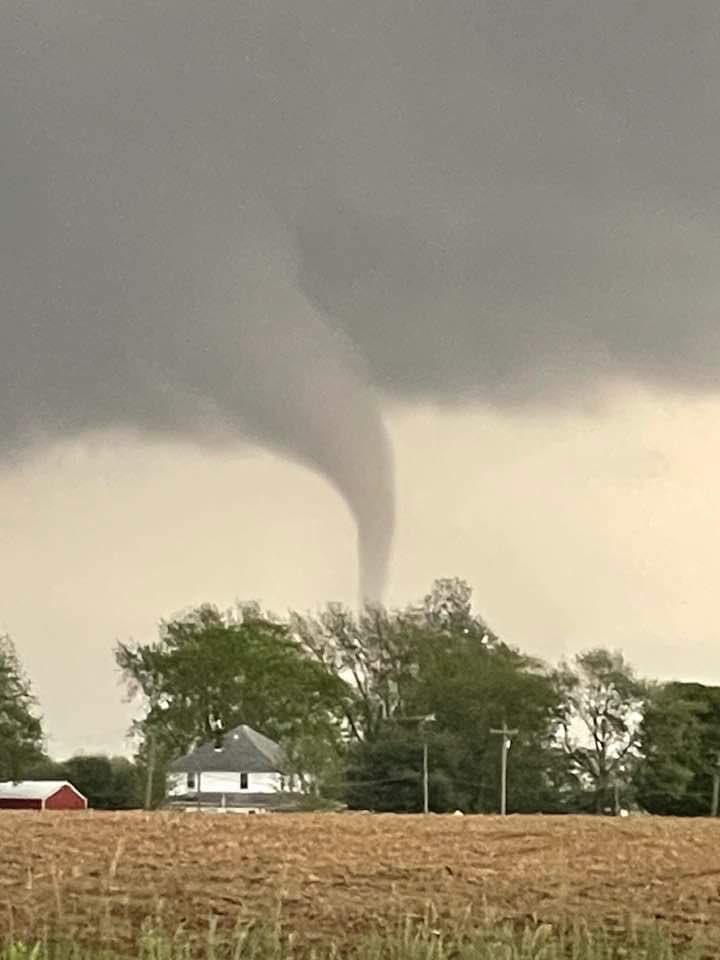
[167,724,303,812]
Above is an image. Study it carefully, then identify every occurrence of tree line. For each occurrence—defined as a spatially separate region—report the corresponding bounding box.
[2,579,719,815]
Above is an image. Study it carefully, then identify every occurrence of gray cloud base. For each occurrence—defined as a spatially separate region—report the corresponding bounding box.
[3,0,719,596]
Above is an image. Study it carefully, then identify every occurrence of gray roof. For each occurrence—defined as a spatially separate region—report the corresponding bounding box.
[169,724,285,774]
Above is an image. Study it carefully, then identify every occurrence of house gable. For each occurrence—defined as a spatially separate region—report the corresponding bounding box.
[169,724,285,775]
[166,725,306,811]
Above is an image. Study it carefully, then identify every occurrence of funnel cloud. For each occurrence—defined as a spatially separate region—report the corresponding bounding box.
[2,0,720,599]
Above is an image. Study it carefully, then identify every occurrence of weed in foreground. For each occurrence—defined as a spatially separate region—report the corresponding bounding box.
[1,919,705,960]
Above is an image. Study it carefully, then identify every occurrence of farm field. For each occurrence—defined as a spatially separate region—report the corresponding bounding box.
[2,813,720,954]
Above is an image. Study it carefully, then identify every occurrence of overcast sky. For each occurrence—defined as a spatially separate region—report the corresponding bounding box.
[3,0,720,756]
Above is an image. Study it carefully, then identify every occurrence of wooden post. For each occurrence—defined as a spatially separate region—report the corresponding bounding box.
[490,724,519,816]
[422,738,429,815]
[398,714,435,813]
[144,731,156,811]
[712,754,720,817]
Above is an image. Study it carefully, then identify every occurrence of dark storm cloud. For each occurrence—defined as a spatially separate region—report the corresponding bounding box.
[289,0,720,403]
[2,0,719,596]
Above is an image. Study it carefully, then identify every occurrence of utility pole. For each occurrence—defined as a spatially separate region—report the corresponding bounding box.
[419,715,436,815]
[144,731,156,811]
[422,737,429,816]
[712,753,720,817]
[403,714,436,814]
[490,723,518,816]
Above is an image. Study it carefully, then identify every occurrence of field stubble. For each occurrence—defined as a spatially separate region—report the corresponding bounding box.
[1,813,719,953]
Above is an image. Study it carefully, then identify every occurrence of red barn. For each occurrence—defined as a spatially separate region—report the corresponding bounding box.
[0,780,87,811]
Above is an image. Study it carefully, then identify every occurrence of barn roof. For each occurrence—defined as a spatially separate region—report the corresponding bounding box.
[169,724,285,774]
[0,780,83,801]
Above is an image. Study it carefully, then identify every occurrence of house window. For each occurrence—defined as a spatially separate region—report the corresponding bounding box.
[240,772,249,791]
[187,773,196,791]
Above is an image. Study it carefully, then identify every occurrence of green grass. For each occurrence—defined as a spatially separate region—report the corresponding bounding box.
[0,918,706,960]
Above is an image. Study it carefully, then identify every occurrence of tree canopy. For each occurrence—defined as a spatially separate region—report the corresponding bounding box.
[555,649,646,812]
[116,603,350,789]
[6,574,714,818]
[293,578,567,813]
[0,635,44,781]
[635,682,720,816]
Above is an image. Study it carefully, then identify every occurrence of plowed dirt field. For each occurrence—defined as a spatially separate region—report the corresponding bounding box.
[1,813,719,949]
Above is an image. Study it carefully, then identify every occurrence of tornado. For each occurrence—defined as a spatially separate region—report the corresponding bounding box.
[5,0,720,612]
[1,2,397,605]
[216,244,396,605]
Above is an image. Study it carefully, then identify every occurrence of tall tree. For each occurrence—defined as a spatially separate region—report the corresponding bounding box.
[292,601,424,742]
[293,578,500,744]
[413,624,566,813]
[0,635,44,780]
[635,682,720,816]
[423,577,478,634]
[555,649,646,812]
[295,580,566,813]
[133,732,171,810]
[116,604,349,788]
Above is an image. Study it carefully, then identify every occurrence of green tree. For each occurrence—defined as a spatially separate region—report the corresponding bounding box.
[293,578,503,743]
[61,755,142,809]
[109,756,142,809]
[280,729,346,798]
[23,756,67,780]
[292,601,425,742]
[414,626,567,813]
[635,682,720,816]
[343,724,467,812]
[555,649,646,813]
[423,577,478,634]
[133,730,171,810]
[0,635,44,780]
[296,580,567,813]
[116,603,349,793]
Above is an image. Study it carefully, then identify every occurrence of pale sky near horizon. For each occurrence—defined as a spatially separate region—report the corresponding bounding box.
[2,385,720,759]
